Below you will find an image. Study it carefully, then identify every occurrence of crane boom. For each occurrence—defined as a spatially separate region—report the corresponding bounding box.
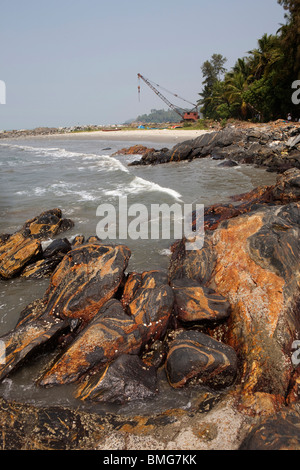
[137,73,199,122]
[137,73,184,120]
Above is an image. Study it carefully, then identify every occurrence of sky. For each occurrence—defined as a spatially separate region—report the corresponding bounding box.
[0,0,286,130]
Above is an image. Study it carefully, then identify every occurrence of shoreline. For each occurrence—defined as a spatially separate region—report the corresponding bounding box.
[0,128,211,145]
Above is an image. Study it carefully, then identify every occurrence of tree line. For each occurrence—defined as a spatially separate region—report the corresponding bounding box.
[198,0,300,122]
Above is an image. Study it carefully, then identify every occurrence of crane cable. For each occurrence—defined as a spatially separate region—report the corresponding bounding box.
[144,76,197,108]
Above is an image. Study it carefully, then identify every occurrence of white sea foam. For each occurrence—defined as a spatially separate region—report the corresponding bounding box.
[103,175,182,201]
[130,176,182,200]
[159,248,172,256]
[0,143,129,174]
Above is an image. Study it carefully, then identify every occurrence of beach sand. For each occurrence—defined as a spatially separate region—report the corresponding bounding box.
[49,128,211,144]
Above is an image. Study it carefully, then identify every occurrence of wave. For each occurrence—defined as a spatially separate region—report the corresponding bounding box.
[0,143,129,174]
[129,176,182,200]
[103,175,182,201]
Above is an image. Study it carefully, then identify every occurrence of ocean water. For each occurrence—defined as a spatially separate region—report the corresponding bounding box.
[0,134,277,412]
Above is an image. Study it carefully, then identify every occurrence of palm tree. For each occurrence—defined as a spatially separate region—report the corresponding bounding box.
[248,33,283,80]
[224,72,249,118]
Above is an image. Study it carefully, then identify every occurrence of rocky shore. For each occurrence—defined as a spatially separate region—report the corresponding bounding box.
[0,123,300,450]
[129,120,300,174]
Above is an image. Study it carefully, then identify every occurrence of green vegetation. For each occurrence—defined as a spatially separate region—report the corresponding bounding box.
[198,0,300,122]
[135,108,183,123]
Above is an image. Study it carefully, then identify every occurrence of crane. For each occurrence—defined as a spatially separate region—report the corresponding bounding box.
[137,73,199,122]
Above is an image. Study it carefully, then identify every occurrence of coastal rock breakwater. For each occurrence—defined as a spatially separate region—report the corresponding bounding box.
[129,121,300,173]
[0,169,300,449]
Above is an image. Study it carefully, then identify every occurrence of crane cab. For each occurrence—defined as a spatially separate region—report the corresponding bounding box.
[183,111,199,122]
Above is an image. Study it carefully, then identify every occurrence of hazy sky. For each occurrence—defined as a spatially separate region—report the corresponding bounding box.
[0,0,286,130]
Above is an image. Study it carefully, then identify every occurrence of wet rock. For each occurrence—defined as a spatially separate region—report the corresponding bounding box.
[199,168,300,231]
[0,233,42,279]
[127,271,174,345]
[121,272,142,308]
[39,270,173,387]
[217,160,238,167]
[71,235,85,246]
[44,243,131,323]
[86,235,102,244]
[76,354,158,404]
[20,256,62,279]
[112,145,155,157]
[0,299,70,382]
[38,299,141,386]
[169,201,300,413]
[43,238,72,259]
[165,330,237,390]
[171,278,231,325]
[0,209,75,279]
[240,407,300,450]
[142,340,168,368]
[22,209,73,239]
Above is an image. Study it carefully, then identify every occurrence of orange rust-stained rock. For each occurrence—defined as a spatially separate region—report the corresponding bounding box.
[44,244,131,324]
[0,209,75,279]
[39,299,141,387]
[22,208,74,239]
[169,201,300,412]
[127,270,174,345]
[39,271,174,388]
[112,145,155,157]
[199,168,300,231]
[171,278,231,325]
[0,232,42,279]
[121,272,142,308]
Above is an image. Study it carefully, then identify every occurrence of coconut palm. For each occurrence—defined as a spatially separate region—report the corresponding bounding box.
[248,33,283,80]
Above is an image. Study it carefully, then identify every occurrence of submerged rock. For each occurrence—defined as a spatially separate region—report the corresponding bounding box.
[76,354,158,404]
[165,330,237,390]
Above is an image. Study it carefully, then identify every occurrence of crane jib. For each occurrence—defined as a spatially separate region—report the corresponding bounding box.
[137,73,199,122]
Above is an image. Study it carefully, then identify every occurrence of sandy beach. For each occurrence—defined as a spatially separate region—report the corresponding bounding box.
[45,128,211,144]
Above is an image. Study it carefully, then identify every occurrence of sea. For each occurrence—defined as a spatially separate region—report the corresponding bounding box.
[0,133,277,414]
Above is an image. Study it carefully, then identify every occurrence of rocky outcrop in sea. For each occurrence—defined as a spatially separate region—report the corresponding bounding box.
[129,121,300,173]
[0,163,299,449]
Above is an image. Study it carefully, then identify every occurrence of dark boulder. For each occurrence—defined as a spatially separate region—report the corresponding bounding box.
[38,299,141,386]
[20,256,62,279]
[76,354,158,404]
[240,407,300,450]
[44,243,131,324]
[165,330,237,390]
[0,299,70,382]
[43,238,72,259]
[22,209,74,239]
